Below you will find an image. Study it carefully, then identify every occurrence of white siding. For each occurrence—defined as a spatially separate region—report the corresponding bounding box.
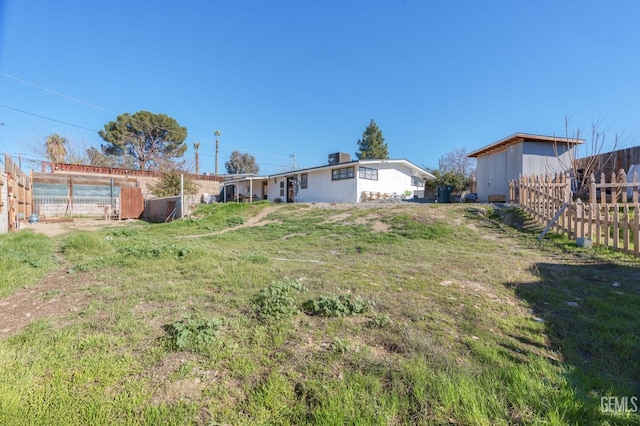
[357,163,416,197]
[296,168,358,203]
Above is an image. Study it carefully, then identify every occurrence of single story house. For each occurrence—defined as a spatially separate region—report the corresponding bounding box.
[468,133,583,203]
[221,153,434,204]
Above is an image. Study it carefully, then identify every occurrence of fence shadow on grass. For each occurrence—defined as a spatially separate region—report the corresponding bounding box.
[509,261,640,421]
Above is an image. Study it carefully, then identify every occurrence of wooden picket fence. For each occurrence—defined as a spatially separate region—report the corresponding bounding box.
[509,169,640,258]
[2,154,33,232]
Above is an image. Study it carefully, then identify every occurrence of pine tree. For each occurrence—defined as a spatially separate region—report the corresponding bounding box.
[356,119,389,160]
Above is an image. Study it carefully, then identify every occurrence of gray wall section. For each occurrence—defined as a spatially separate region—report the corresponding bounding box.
[522,142,572,175]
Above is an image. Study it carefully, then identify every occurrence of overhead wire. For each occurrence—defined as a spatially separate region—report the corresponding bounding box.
[1,73,293,168]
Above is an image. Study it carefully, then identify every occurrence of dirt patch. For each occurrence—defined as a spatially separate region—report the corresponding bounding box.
[371,220,390,232]
[0,267,94,338]
[321,212,352,224]
[23,218,140,238]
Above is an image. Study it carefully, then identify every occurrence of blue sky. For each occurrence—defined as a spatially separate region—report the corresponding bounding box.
[1,0,639,175]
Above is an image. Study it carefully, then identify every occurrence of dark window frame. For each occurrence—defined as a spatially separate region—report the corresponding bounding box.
[301,173,308,189]
[359,167,378,181]
[331,166,355,181]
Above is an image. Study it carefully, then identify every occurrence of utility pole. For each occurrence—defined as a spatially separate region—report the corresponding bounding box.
[214,130,221,176]
[193,142,200,176]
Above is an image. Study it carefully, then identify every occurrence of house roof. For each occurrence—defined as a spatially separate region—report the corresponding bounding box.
[221,159,435,185]
[467,133,584,158]
[265,158,435,180]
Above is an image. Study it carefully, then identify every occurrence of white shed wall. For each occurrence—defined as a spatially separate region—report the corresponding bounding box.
[475,141,576,203]
[476,148,517,203]
[522,142,572,175]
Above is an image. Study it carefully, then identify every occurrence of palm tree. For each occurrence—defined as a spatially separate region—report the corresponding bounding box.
[45,134,68,163]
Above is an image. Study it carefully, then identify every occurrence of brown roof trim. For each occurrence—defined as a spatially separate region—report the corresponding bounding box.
[468,133,584,158]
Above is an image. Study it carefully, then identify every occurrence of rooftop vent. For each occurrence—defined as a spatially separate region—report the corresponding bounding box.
[328,152,351,165]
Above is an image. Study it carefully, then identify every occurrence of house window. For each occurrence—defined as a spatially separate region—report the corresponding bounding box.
[332,166,355,181]
[411,176,424,187]
[359,167,378,181]
[279,181,285,197]
[301,173,308,189]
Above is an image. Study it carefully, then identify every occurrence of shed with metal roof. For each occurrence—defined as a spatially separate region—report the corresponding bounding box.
[468,133,583,203]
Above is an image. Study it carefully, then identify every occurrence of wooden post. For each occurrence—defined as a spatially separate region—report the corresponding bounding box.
[634,203,640,258]
[594,202,601,246]
[623,205,630,254]
[613,206,620,250]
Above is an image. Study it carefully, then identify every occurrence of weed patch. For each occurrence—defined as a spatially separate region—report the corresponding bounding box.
[164,313,223,352]
[252,279,305,322]
[303,294,374,317]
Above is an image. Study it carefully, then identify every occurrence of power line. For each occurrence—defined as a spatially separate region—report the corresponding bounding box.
[0,104,99,132]
[1,72,116,115]
[2,73,296,163]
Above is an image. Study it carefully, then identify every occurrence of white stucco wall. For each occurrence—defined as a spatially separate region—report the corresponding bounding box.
[295,168,358,203]
[263,161,428,204]
[267,177,285,201]
[290,163,419,203]
[356,163,417,197]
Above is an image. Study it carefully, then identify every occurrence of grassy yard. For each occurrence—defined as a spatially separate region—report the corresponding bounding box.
[0,202,638,425]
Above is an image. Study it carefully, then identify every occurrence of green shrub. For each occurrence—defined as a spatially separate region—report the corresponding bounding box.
[227,216,245,227]
[164,313,222,351]
[111,228,139,237]
[367,313,392,328]
[330,337,352,354]
[252,279,305,322]
[302,294,374,317]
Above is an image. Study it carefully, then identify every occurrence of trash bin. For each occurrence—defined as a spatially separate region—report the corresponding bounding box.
[436,186,453,203]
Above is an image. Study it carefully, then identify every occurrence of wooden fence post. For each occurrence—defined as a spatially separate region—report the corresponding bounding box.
[634,203,640,258]
[623,205,630,254]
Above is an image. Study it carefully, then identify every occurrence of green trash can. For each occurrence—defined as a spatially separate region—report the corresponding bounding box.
[437,186,453,203]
